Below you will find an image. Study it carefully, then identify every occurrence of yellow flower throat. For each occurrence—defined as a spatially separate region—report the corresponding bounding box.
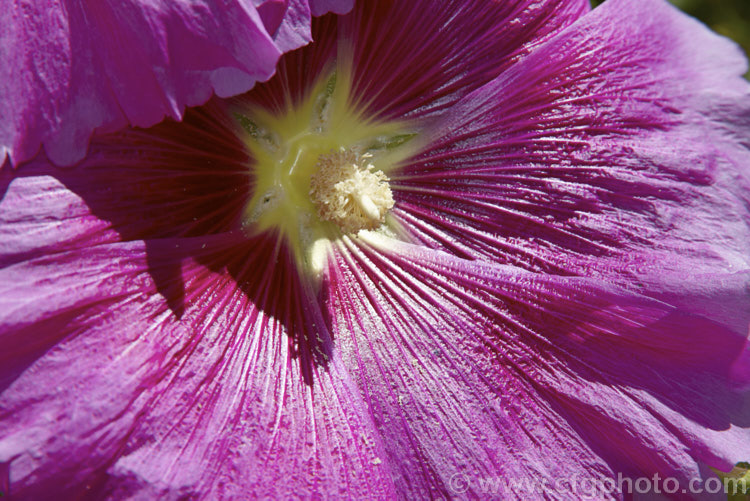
[233,69,417,276]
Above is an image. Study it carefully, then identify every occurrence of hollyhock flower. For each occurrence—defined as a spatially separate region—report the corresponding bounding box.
[0,0,353,168]
[2,0,750,498]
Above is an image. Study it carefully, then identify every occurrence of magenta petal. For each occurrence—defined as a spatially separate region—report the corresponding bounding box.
[3,0,749,498]
[0,234,395,498]
[322,237,749,497]
[338,0,590,122]
[0,173,117,267]
[0,123,393,497]
[0,462,8,498]
[394,0,750,292]
[1,0,347,168]
[309,0,354,16]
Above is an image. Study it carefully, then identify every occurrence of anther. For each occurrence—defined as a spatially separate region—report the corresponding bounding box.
[309,149,395,234]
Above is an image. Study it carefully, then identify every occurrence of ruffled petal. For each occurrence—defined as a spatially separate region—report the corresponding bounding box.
[0,235,394,499]
[322,235,750,498]
[392,0,750,291]
[1,0,352,168]
[266,0,352,55]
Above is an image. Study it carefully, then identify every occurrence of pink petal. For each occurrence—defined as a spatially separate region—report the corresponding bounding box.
[322,236,750,497]
[1,102,252,268]
[3,2,748,497]
[0,233,394,498]
[1,0,352,168]
[241,0,590,123]
[309,0,353,16]
[0,462,8,498]
[0,109,394,497]
[392,0,750,294]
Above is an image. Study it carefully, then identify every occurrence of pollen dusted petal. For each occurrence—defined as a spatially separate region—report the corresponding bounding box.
[322,238,750,498]
[392,0,750,295]
[1,0,353,168]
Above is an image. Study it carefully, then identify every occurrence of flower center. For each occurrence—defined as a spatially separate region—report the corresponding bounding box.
[231,70,416,276]
[310,149,394,234]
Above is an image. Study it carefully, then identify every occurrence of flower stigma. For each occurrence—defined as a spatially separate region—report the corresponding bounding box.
[233,69,417,277]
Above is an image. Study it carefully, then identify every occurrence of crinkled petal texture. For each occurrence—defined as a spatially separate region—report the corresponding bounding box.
[0,0,353,168]
[373,0,750,494]
[2,0,750,500]
[325,236,750,498]
[394,0,750,292]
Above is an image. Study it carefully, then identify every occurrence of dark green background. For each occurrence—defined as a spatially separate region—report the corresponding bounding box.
[592,0,750,62]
